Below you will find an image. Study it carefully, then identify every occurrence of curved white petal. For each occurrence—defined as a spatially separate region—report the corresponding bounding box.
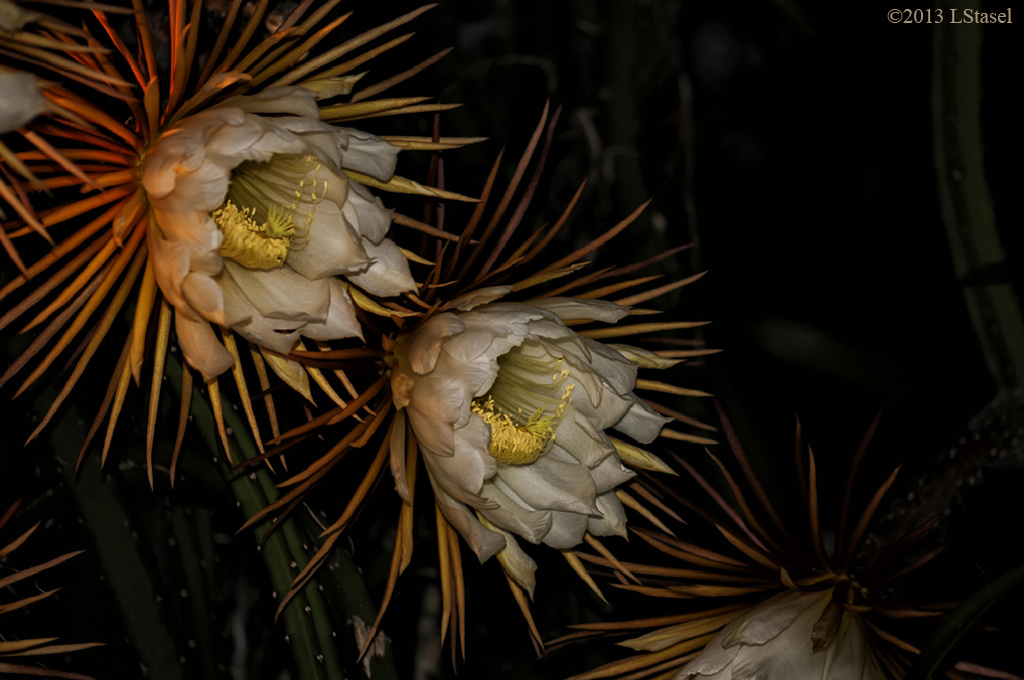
[541,510,590,550]
[301,280,362,341]
[181,272,226,326]
[479,480,553,544]
[419,414,495,505]
[587,492,628,539]
[589,454,636,494]
[0,71,47,132]
[488,526,538,598]
[614,399,674,445]
[448,285,514,311]
[444,313,534,366]
[233,318,302,355]
[553,407,617,468]
[529,297,629,324]
[346,238,416,297]
[0,2,41,32]
[496,453,598,515]
[403,377,470,456]
[344,182,392,245]
[147,229,193,314]
[724,591,824,647]
[340,128,400,180]
[223,259,331,323]
[217,86,321,118]
[579,336,639,394]
[175,312,235,381]
[403,313,465,374]
[675,640,741,679]
[216,272,303,354]
[285,199,369,279]
[433,486,506,563]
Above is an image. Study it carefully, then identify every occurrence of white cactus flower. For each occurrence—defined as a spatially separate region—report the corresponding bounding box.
[676,589,885,680]
[389,295,671,592]
[142,86,414,380]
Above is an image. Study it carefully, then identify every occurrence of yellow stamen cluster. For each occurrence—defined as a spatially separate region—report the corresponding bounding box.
[472,369,575,465]
[214,154,326,268]
[214,200,293,269]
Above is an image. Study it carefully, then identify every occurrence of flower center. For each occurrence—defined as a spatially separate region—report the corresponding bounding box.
[213,154,324,269]
[471,344,575,465]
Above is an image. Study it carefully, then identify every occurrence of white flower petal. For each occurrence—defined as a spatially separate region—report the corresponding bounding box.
[580,336,640,394]
[217,86,321,118]
[403,377,470,455]
[146,229,193,314]
[433,486,506,563]
[223,260,330,323]
[589,455,636,494]
[479,480,553,544]
[403,313,465,374]
[344,182,393,245]
[234,319,302,355]
[496,453,598,515]
[432,353,496,407]
[203,117,269,160]
[488,527,538,599]
[0,1,41,32]
[673,589,888,680]
[675,640,741,679]
[529,297,629,324]
[0,71,47,132]
[448,286,514,311]
[300,279,363,341]
[587,492,628,539]
[553,407,617,468]
[442,314,529,367]
[419,415,496,505]
[216,268,256,328]
[181,272,226,326]
[614,399,674,445]
[285,199,369,279]
[541,510,590,550]
[340,128,400,180]
[143,108,240,198]
[567,374,634,429]
[828,615,885,680]
[175,312,235,381]
[216,274,305,354]
[346,238,416,297]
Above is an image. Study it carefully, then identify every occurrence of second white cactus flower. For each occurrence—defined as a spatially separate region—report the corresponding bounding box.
[389,294,672,593]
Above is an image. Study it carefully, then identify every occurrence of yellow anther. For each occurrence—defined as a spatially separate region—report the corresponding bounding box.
[471,380,575,466]
[214,200,292,269]
[472,397,553,465]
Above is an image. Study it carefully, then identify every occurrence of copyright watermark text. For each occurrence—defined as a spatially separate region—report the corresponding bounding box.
[887,8,1013,24]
